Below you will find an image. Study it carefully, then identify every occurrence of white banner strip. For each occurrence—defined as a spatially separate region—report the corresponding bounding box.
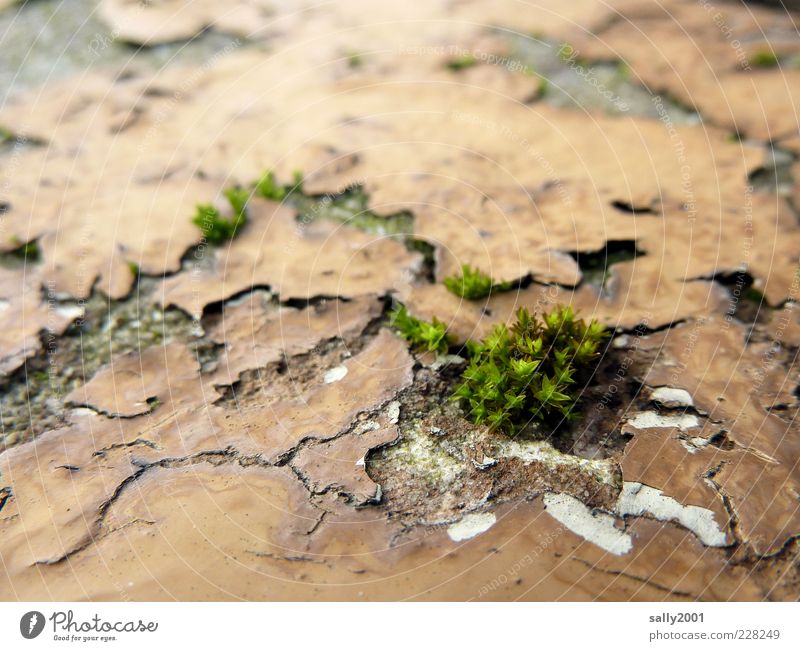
[0,602,798,650]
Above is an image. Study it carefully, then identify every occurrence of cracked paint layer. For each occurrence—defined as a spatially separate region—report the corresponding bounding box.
[0,0,799,602]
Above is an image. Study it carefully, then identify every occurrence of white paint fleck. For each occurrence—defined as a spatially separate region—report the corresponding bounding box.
[472,455,497,470]
[69,408,98,419]
[54,304,84,322]
[651,387,694,409]
[627,411,699,431]
[355,456,365,467]
[612,335,630,348]
[430,354,466,370]
[543,492,632,556]
[323,365,348,383]
[494,439,618,486]
[447,512,497,542]
[386,400,401,424]
[679,436,712,454]
[617,482,727,547]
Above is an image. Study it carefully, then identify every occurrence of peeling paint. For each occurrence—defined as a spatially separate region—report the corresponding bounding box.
[543,492,632,556]
[323,365,348,383]
[627,412,699,431]
[651,387,694,409]
[447,512,497,542]
[617,482,728,547]
[494,439,618,487]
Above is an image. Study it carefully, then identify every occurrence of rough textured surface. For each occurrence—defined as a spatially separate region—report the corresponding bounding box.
[1,0,799,601]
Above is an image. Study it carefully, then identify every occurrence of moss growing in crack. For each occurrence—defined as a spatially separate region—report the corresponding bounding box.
[390,304,453,355]
[254,169,303,201]
[346,50,365,68]
[292,186,414,236]
[537,77,549,96]
[748,50,779,68]
[193,186,249,245]
[255,170,287,201]
[5,237,41,263]
[453,305,607,434]
[446,53,477,71]
[443,264,512,299]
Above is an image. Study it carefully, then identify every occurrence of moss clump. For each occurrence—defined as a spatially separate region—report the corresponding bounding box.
[446,53,477,71]
[443,264,512,299]
[254,169,303,201]
[8,237,40,262]
[537,77,549,96]
[346,50,365,68]
[454,305,607,434]
[390,304,453,355]
[748,50,779,68]
[192,185,251,245]
[254,170,286,201]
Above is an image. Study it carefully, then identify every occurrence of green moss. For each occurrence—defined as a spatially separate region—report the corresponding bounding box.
[614,62,630,80]
[255,170,286,201]
[293,186,413,236]
[127,261,140,277]
[346,50,365,68]
[453,305,607,434]
[254,169,303,201]
[192,185,250,245]
[290,170,304,194]
[389,303,453,355]
[446,53,477,71]
[7,237,40,262]
[224,186,250,218]
[743,285,767,305]
[537,77,549,96]
[443,264,512,300]
[749,50,779,68]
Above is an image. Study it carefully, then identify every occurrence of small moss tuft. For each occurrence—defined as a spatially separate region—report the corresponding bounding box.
[537,77,549,96]
[453,305,607,434]
[446,53,478,71]
[748,50,779,68]
[443,264,512,300]
[346,50,365,68]
[193,189,248,245]
[389,304,453,355]
[254,169,303,201]
[255,170,286,201]
[8,237,40,262]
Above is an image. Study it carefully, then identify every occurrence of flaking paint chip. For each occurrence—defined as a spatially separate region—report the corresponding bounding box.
[323,365,348,383]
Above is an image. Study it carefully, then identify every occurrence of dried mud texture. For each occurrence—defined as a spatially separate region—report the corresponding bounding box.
[1,0,800,601]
